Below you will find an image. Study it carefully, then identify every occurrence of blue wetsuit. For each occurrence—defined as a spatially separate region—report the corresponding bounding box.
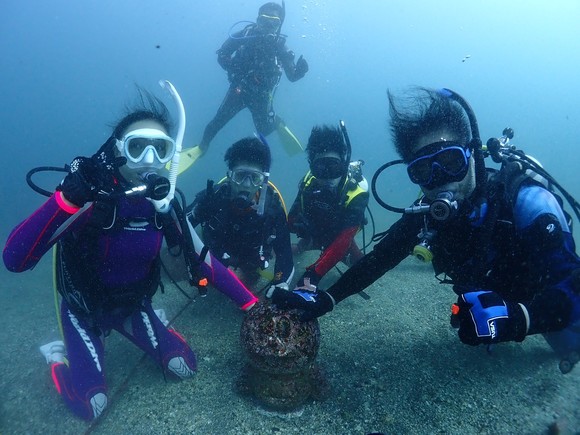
[326,181,580,357]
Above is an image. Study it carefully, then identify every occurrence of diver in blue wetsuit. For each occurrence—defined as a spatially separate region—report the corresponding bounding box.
[268,87,580,372]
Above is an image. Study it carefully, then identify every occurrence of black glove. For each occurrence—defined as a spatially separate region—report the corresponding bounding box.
[191,180,218,224]
[57,154,122,207]
[266,279,334,321]
[452,290,528,346]
[295,55,308,78]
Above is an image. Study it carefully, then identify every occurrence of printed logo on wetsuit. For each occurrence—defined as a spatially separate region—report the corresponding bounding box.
[123,220,149,232]
[489,320,497,339]
[141,311,158,349]
[68,310,102,372]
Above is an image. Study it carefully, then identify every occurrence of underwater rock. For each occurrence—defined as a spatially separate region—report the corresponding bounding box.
[239,300,327,412]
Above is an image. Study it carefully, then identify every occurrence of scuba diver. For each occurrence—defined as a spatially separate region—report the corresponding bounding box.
[192,1,308,162]
[286,123,369,288]
[2,83,258,421]
[186,136,294,287]
[268,87,580,373]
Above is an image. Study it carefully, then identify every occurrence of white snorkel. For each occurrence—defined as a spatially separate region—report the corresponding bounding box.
[152,79,185,213]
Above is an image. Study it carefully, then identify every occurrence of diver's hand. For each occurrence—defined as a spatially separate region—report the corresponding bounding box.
[295,55,308,78]
[452,290,528,346]
[57,155,121,207]
[191,180,217,224]
[266,280,334,321]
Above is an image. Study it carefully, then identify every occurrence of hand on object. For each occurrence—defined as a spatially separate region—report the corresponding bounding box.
[266,279,334,321]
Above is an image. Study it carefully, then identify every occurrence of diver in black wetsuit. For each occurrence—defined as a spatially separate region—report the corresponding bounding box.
[198,2,308,156]
[268,87,580,372]
[186,137,294,287]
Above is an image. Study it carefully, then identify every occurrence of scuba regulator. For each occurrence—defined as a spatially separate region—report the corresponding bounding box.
[372,87,580,266]
[371,88,481,263]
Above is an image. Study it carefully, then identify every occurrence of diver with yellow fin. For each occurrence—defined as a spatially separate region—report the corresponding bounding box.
[181,2,307,174]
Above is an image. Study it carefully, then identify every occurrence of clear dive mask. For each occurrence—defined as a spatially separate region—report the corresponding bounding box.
[228,168,266,187]
[116,128,176,168]
[257,14,281,33]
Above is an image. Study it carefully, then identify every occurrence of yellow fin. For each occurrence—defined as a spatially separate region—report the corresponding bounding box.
[167,146,203,175]
[276,122,303,156]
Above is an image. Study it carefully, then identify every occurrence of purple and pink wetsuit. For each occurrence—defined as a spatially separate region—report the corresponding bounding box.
[3,191,258,420]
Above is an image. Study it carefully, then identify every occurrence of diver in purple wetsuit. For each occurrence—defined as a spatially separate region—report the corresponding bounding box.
[3,82,258,421]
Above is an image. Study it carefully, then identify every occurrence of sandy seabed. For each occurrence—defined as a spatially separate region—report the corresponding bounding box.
[1,251,579,435]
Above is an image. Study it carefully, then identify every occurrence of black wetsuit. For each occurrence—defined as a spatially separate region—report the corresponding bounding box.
[186,181,294,284]
[326,178,580,354]
[288,173,369,283]
[200,25,307,151]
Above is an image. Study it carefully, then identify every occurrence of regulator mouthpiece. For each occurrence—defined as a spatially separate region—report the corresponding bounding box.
[430,191,458,221]
[141,172,171,201]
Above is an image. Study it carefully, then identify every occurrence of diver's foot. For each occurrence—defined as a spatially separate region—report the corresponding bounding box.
[40,340,66,364]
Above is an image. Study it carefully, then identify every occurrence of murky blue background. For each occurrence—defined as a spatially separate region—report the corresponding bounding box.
[1,1,579,432]
[2,0,579,242]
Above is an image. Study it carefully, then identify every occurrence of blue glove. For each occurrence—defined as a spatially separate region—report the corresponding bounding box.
[266,279,334,321]
[452,290,529,346]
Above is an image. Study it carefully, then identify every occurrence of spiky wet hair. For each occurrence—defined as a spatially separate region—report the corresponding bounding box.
[111,87,173,140]
[388,87,471,162]
[305,125,347,164]
[224,137,271,172]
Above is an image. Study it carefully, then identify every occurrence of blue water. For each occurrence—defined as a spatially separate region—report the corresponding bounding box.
[1,0,579,432]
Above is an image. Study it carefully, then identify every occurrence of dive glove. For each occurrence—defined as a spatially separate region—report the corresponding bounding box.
[295,55,309,78]
[266,278,334,321]
[58,153,123,207]
[452,290,529,346]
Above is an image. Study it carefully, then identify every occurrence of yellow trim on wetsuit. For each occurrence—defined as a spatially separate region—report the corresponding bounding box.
[217,177,288,216]
[300,172,365,209]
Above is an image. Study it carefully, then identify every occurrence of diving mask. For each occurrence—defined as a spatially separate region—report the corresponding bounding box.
[257,14,281,32]
[407,143,471,189]
[116,128,176,167]
[228,168,266,187]
[311,156,345,180]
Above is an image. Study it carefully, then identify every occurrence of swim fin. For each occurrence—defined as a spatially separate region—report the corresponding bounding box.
[276,122,303,156]
[168,146,203,175]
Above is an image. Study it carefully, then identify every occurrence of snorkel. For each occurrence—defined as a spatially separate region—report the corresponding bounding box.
[153,79,185,213]
[255,133,271,217]
[339,120,352,171]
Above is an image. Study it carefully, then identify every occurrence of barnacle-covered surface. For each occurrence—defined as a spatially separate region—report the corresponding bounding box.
[239,300,326,411]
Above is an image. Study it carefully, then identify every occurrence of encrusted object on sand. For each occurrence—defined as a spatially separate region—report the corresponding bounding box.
[239,300,329,411]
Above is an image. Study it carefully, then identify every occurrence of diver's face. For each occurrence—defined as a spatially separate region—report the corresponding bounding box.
[409,129,476,202]
[228,162,266,204]
[311,151,344,188]
[257,10,281,34]
[116,120,172,185]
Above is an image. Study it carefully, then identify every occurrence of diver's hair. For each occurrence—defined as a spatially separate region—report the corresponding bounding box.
[111,87,173,140]
[388,87,471,162]
[259,2,285,23]
[225,137,272,172]
[306,125,347,164]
